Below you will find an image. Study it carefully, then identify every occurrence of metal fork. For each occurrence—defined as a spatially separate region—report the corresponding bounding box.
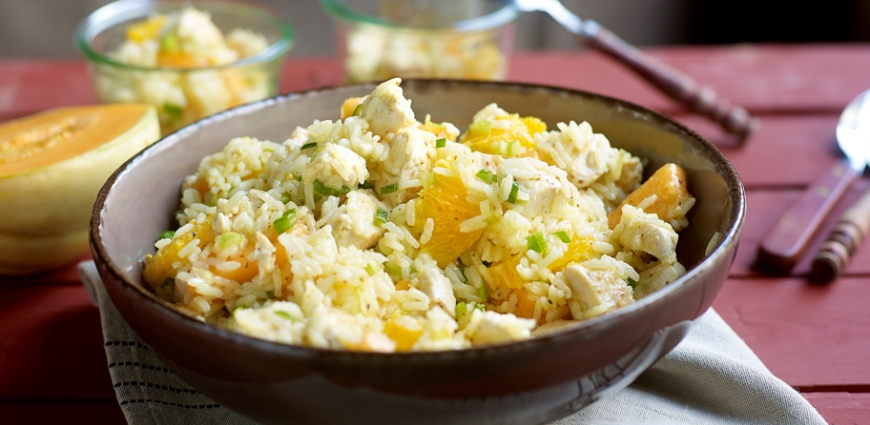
[511,0,760,142]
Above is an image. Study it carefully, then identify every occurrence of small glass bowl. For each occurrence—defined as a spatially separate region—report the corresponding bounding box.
[320,0,519,82]
[75,0,294,134]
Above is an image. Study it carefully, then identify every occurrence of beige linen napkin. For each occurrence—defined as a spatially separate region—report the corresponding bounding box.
[79,261,826,425]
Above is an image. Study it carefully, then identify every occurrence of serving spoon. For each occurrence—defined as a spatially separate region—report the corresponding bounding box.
[758,89,870,274]
[510,0,760,141]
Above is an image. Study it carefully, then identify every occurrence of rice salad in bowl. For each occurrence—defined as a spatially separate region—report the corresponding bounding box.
[142,78,695,352]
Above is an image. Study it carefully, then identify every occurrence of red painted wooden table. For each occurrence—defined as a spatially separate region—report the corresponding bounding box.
[2,44,870,424]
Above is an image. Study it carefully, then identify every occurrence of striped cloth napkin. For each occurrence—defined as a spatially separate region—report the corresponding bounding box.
[79,261,826,425]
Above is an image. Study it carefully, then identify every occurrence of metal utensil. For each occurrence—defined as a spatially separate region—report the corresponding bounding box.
[511,0,760,141]
[809,90,870,282]
[758,89,870,273]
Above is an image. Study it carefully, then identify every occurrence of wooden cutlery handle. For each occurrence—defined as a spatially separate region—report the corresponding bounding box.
[580,21,761,142]
[757,162,858,273]
[810,184,870,283]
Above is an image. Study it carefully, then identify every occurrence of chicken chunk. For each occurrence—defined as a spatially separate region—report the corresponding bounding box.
[377,127,435,204]
[562,261,634,319]
[634,261,686,299]
[498,157,590,220]
[319,190,385,250]
[535,121,615,188]
[302,144,369,207]
[615,204,679,265]
[359,78,416,137]
[417,266,457,318]
[463,309,536,346]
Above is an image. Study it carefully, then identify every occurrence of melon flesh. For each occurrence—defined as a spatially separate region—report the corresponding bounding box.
[0,104,160,274]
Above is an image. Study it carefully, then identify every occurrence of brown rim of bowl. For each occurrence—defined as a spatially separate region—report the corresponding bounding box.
[90,78,746,360]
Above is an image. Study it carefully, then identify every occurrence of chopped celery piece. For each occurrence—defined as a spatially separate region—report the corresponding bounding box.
[313,180,352,197]
[527,232,548,254]
[379,184,398,194]
[476,169,497,184]
[274,311,294,321]
[470,119,491,134]
[217,232,243,250]
[374,207,389,226]
[508,180,520,203]
[273,209,297,234]
[455,302,467,319]
[478,283,489,302]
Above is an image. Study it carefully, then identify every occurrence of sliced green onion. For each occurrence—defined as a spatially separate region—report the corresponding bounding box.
[374,207,389,226]
[527,232,548,254]
[162,103,183,121]
[435,138,447,148]
[478,283,489,302]
[470,119,491,134]
[314,180,352,197]
[506,140,520,158]
[554,231,571,244]
[352,103,363,116]
[233,305,246,313]
[359,180,374,189]
[204,192,218,207]
[273,209,297,234]
[217,232,243,250]
[473,302,485,312]
[364,264,378,276]
[379,183,398,194]
[266,290,275,299]
[300,142,317,150]
[160,33,179,52]
[627,277,637,288]
[159,230,175,240]
[458,267,468,283]
[508,180,520,203]
[422,171,436,188]
[274,311,294,321]
[279,192,292,204]
[476,169,497,184]
[455,302,467,319]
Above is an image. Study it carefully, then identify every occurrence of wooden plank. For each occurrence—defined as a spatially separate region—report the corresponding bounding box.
[713,276,870,388]
[0,285,115,399]
[0,402,124,424]
[652,44,870,113]
[803,392,870,425]
[718,114,841,188]
[510,45,870,115]
[0,256,89,288]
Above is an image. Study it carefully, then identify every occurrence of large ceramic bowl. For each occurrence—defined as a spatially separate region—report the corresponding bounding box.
[91,80,745,425]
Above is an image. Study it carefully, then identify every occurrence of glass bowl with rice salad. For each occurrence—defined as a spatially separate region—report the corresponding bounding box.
[75,0,293,134]
[141,78,697,352]
[321,0,518,82]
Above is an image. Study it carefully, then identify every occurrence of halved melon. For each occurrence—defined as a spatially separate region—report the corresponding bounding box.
[0,104,160,274]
